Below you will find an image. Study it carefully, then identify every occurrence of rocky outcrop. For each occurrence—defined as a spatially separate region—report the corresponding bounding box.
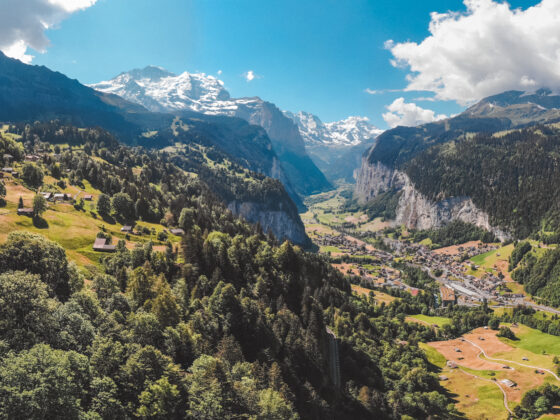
[395,176,510,241]
[355,158,510,240]
[227,201,309,246]
[354,158,405,203]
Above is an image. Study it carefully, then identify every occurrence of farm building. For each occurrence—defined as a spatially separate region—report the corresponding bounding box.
[440,286,456,306]
[121,225,133,233]
[84,194,93,201]
[17,207,33,216]
[53,193,67,201]
[93,238,116,252]
[170,228,185,236]
[500,379,516,387]
[2,167,12,173]
[41,192,52,200]
[446,361,458,369]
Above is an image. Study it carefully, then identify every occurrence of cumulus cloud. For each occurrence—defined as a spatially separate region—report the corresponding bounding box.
[0,0,98,63]
[387,0,560,104]
[243,70,261,82]
[382,97,447,128]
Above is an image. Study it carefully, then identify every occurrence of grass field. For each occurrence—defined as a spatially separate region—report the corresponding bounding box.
[422,324,560,419]
[499,324,560,356]
[0,176,179,274]
[407,314,452,327]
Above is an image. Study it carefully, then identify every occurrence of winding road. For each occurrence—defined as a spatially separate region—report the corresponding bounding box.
[457,367,513,416]
[464,338,560,381]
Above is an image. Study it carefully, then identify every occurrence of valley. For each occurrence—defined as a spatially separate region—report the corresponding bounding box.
[302,186,560,419]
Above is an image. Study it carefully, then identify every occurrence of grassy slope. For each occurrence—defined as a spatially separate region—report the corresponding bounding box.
[407,314,452,327]
[0,174,179,275]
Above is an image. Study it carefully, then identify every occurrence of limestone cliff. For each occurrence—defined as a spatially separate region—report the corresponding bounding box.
[355,159,510,240]
[227,201,309,246]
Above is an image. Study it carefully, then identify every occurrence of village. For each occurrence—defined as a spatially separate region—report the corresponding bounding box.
[316,226,535,309]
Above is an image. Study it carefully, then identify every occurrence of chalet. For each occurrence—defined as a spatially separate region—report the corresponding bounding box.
[41,192,52,200]
[439,375,449,381]
[83,194,93,201]
[440,286,456,306]
[11,171,18,177]
[121,225,133,233]
[2,167,13,173]
[3,154,13,162]
[53,193,67,201]
[446,361,458,369]
[170,228,185,236]
[25,155,40,162]
[17,207,33,217]
[93,237,116,252]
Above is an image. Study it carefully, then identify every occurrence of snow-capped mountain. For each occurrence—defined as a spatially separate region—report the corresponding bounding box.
[284,111,383,147]
[283,111,383,181]
[91,67,331,195]
[91,66,380,184]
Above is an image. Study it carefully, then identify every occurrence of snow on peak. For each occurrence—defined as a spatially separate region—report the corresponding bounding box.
[90,67,231,113]
[91,66,381,149]
[285,111,382,147]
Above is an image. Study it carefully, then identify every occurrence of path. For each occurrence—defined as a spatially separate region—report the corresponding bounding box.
[457,368,513,416]
[464,338,560,381]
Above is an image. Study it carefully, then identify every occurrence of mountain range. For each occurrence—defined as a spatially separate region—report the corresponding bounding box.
[91,66,382,182]
[355,87,560,239]
[0,51,313,244]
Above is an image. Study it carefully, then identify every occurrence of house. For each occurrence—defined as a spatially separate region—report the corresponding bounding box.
[25,155,40,162]
[83,194,93,201]
[41,192,52,200]
[2,167,13,173]
[17,207,34,217]
[3,154,13,163]
[446,361,458,369]
[53,193,66,201]
[169,228,185,236]
[93,237,116,252]
[440,286,456,306]
[11,171,18,177]
[121,225,133,233]
[500,379,516,388]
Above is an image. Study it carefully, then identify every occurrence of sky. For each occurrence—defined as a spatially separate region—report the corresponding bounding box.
[0,0,552,129]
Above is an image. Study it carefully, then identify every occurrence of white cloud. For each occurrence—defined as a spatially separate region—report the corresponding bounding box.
[382,97,447,128]
[387,0,560,104]
[217,70,222,75]
[243,70,261,82]
[0,0,98,63]
[365,88,402,95]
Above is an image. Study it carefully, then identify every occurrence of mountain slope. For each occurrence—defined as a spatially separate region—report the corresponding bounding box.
[0,53,309,244]
[285,111,382,181]
[91,67,331,195]
[355,89,560,238]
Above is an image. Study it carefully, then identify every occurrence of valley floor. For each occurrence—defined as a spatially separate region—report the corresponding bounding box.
[302,185,560,419]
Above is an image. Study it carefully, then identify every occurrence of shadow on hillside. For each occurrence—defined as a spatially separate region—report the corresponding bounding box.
[101,214,116,225]
[32,216,49,229]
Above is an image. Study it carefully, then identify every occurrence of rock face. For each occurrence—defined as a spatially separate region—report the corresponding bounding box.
[355,159,510,240]
[227,201,309,246]
[354,158,405,203]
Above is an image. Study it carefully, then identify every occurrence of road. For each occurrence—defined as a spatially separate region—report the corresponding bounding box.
[464,338,560,381]
[457,368,513,416]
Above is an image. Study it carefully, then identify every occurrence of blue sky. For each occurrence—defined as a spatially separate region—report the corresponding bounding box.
[5,0,546,128]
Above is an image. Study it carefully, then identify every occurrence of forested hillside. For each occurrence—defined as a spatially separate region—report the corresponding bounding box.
[0,122,463,419]
[405,126,560,237]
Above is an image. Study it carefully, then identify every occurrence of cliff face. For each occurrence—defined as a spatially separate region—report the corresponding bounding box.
[355,159,510,240]
[227,201,309,246]
[354,158,405,203]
